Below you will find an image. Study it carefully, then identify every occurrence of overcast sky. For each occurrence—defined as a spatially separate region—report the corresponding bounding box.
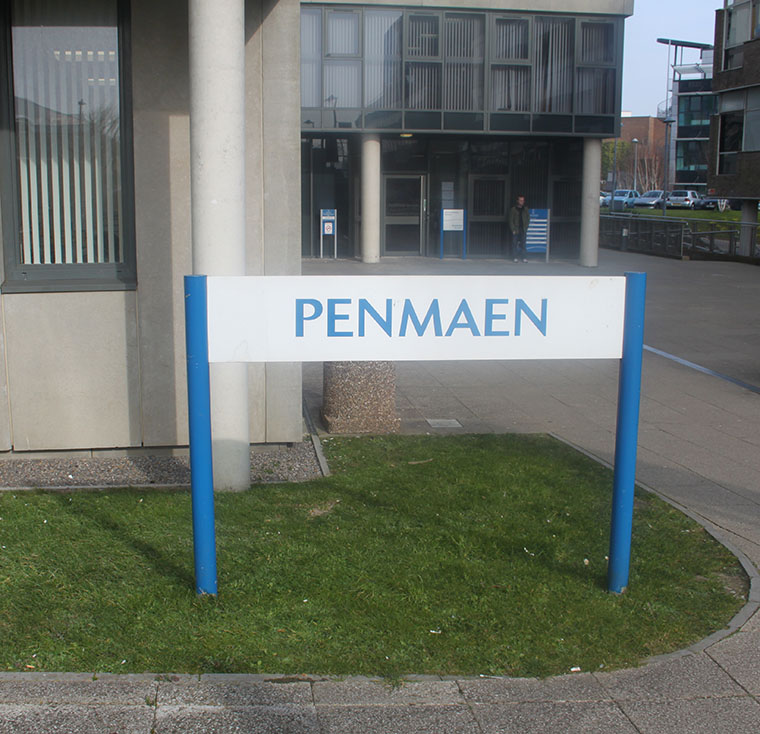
[622,0,721,116]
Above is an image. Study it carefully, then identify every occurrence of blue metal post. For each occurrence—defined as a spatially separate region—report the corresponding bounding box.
[184,275,218,595]
[440,210,444,259]
[462,210,467,259]
[608,271,647,593]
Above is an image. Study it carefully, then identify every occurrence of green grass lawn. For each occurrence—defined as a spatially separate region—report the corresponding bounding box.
[0,434,747,678]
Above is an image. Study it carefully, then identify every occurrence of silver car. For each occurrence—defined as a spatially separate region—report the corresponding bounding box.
[634,190,668,208]
[667,190,701,209]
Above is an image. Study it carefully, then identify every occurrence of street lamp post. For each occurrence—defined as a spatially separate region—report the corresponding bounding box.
[632,138,639,192]
[662,118,675,213]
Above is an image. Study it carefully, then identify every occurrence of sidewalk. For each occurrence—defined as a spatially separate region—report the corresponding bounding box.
[2,250,760,732]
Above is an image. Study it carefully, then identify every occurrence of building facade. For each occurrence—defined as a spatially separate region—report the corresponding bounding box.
[301,1,632,262]
[708,1,760,199]
[0,0,632,470]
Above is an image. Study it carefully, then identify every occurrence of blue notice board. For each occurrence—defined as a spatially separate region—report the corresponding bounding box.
[526,209,550,262]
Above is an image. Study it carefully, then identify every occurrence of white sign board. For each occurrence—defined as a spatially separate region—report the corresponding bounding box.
[442,209,465,231]
[206,276,625,363]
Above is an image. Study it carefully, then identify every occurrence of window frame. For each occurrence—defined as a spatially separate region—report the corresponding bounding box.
[0,0,136,293]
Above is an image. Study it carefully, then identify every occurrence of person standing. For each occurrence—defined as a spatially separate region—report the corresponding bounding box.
[509,194,530,263]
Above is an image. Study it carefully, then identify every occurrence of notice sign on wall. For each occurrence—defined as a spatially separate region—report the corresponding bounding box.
[206,276,626,363]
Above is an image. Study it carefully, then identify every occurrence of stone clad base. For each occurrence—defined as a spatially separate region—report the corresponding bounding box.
[321,361,401,434]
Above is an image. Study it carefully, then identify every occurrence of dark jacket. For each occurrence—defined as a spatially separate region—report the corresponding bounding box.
[509,205,530,235]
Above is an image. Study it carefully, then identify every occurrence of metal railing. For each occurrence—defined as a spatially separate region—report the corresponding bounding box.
[600,214,760,263]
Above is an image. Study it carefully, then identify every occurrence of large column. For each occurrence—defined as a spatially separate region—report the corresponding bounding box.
[361,133,381,263]
[579,137,602,268]
[739,200,758,257]
[189,0,249,491]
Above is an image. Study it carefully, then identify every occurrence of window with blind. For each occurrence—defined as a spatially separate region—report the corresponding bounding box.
[443,14,484,112]
[491,17,531,112]
[405,14,441,110]
[533,18,574,114]
[364,9,402,109]
[576,22,616,115]
[1,0,134,290]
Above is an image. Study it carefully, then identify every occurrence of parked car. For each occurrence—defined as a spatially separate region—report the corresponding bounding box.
[634,190,669,208]
[667,190,701,209]
[608,189,639,210]
[695,196,730,212]
[600,191,610,206]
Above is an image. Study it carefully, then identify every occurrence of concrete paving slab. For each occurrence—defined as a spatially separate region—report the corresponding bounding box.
[315,704,480,733]
[0,676,157,705]
[619,696,760,734]
[153,705,319,733]
[706,629,760,695]
[312,679,462,705]
[471,701,638,733]
[593,654,745,701]
[458,673,608,703]
[155,678,313,706]
[0,704,155,734]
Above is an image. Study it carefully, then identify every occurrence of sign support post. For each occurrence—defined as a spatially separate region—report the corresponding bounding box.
[184,275,218,595]
[607,271,647,594]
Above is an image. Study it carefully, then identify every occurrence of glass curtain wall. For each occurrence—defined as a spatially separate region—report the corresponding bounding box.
[301,6,621,135]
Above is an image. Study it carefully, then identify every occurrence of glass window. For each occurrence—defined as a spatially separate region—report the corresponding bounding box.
[580,22,614,64]
[326,10,359,56]
[744,109,760,150]
[443,14,484,111]
[676,140,708,171]
[2,0,134,289]
[407,14,439,58]
[576,68,615,114]
[491,65,531,112]
[493,18,529,61]
[533,17,574,113]
[364,9,402,109]
[405,62,441,109]
[324,59,361,108]
[718,111,743,174]
[720,90,745,112]
[301,8,322,107]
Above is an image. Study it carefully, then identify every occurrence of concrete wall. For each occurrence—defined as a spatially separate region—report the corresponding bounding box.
[0,0,303,453]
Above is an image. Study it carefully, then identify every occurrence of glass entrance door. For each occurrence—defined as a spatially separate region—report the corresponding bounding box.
[383,175,424,254]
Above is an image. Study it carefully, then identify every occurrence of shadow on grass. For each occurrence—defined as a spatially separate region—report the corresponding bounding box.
[55,489,195,590]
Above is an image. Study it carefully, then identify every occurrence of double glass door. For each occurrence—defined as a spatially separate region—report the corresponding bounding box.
[383,175,425,255]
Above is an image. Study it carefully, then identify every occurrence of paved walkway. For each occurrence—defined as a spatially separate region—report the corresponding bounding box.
[3,250,760,732]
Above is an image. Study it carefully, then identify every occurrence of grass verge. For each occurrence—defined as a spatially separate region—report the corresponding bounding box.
[0,434,747,678]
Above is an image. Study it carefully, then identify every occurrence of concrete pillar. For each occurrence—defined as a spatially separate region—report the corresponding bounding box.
[579,138,602,268]
[739,200,758,257]
[189,0,249,490]
[361,133,381,263]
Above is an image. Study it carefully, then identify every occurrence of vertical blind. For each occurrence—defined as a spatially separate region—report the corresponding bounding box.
[364,10,402,109]
[301,9,322,107]
[443,14,484,111]
[493,18,529,60]
[324,11,361,107]
[579,22,614,64]
[12,0,123,265]
[533,18,574,114]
